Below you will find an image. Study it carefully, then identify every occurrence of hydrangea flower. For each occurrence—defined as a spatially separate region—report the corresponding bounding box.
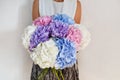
[52,14,75,25]
[22,14,91,70]
[30,39,59,68]
[22,25,36,50]
[54,38,76,69]
[33,16,52,26]
[29,26,51,51]
[74,24,91,50]
[66,25,82,51]
[49,20,69,38]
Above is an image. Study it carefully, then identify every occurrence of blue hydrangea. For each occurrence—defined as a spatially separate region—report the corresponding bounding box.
[52,14,75,25]
[54,38,76,69]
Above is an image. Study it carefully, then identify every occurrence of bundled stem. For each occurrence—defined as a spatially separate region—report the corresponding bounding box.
[37,68,65,80]
[52,68,60,80]
[59,69,64,80]
[38,68,49,80]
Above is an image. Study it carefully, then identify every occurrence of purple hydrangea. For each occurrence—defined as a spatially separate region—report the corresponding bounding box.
[29,26,51,51]
[54,38,76,69]
[49,20,69,38]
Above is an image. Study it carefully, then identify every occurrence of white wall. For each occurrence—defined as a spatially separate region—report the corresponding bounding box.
[79,0,120,80]
[0,0,33,80]
[0,0,120,80]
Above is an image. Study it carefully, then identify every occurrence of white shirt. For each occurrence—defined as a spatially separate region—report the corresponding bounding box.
[39,0,77,19]
[53,1,63,14]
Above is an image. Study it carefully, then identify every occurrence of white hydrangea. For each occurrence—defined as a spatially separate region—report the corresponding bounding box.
[22,25,36,51]
[74,24,91,50]
[30,39,59,68]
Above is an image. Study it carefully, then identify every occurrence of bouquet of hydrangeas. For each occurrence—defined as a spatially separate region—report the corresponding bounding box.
[22,14,91,80]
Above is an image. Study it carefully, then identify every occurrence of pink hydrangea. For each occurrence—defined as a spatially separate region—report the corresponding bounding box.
[66,26,82,51]
[33,16,52,26]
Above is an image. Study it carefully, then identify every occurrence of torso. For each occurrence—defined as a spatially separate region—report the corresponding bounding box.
[53,1,63,14]
[32,0,81,24]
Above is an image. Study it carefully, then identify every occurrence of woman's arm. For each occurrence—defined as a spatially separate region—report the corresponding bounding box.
[32,0,40,21]
[74,0,82,24]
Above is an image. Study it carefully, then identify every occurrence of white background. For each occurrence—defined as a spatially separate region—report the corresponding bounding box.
[0,0,120,80]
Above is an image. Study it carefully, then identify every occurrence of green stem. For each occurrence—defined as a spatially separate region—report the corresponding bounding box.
[38,68,49,80]
[59,69,64,80]
[52,68,60,80]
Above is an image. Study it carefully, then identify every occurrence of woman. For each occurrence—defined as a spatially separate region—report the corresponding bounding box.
[31,0,81,80]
